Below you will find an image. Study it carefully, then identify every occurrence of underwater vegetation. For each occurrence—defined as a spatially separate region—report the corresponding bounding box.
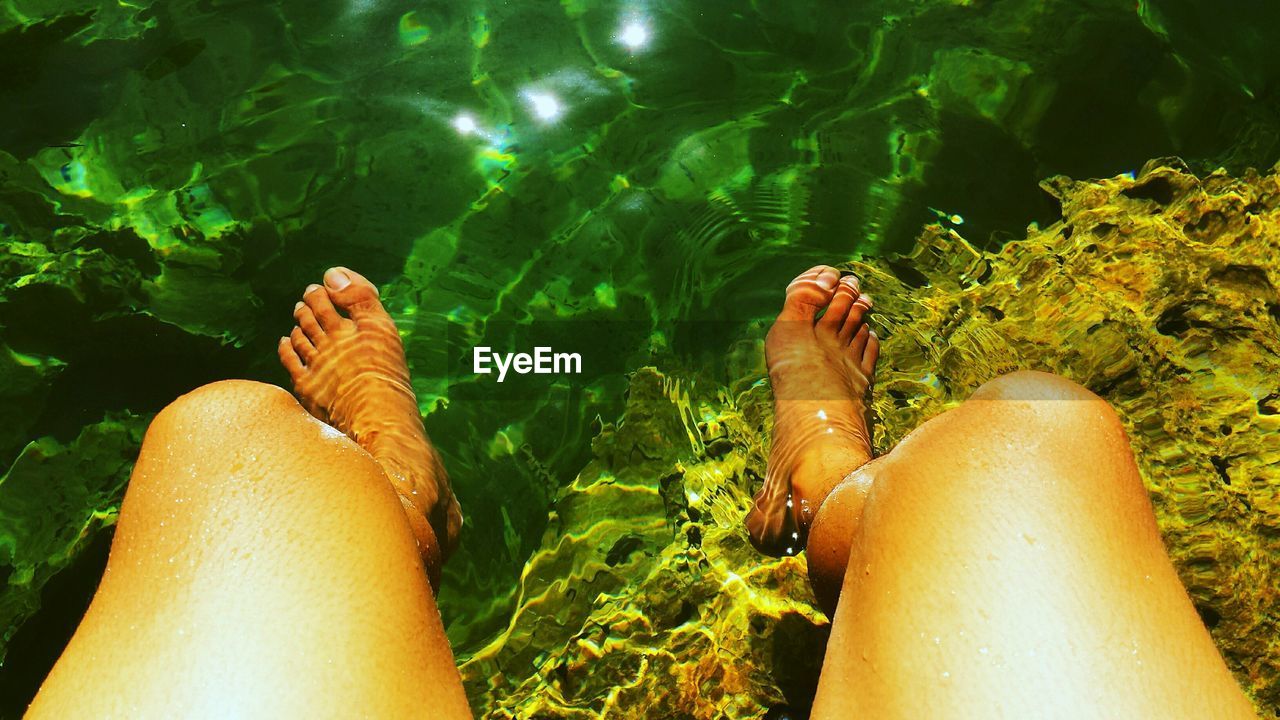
[459,162,1280,717]
[1,0,1279,714]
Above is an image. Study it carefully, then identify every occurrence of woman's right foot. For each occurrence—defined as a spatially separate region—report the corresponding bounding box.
[277,267,462,584]
[746,265,880,556]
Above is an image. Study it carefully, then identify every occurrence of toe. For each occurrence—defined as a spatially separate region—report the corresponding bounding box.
[819,275,860,337]
[278,336,306,379]
[861,329,880,378]
[290,326,317,363]
[294,301,326,347]
[304,283,343,331]
[779,265,840,321]
[323,266,386,320]
[840,293,873,340]
[850,323,871,358]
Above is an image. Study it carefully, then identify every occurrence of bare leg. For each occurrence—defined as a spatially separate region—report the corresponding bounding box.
[754,268,1256,718]
[29,269,471,718]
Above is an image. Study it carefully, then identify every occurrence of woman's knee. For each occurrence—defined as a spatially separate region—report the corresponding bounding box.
[955,370,1146,499]
[972,369,1099,403]
[128,381,365,531]
[153,380,301,438]
[969,370,1124,437]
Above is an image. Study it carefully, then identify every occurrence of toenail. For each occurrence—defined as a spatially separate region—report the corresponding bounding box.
[324,267,352,290]
[816,268,839,291]
[305,284,323,294]
[294,301,304,312]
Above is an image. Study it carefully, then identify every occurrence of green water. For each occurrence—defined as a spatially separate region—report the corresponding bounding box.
[1,0,1278,714]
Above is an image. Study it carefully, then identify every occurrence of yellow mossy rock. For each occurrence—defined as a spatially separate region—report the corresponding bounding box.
[459,161,1280,717]
[852,159,1279,712]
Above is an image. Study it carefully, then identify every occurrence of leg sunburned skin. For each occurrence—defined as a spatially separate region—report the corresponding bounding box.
[29,270,471,719]
[758,267,1256,719]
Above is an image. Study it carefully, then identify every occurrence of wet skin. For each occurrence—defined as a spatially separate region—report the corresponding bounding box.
[278,267,463,585]
[753,265,1256,719]
[30,268,471,718]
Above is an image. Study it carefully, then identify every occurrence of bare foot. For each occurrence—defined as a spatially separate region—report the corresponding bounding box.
[277,267,462,584]
[746,265,879,556]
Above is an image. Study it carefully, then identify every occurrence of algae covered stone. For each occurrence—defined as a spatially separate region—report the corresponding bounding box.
[851,159,1280,713]
[458,161,1280,717]
[0,416,147,655]
[459,368,822,718]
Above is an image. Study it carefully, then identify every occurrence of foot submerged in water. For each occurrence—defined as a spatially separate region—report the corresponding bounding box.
[746,265,879,556]
[277,267,462,581]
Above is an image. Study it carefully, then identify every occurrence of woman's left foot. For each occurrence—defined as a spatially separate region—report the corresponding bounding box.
[746,265,880,556]
[278,267,462,579]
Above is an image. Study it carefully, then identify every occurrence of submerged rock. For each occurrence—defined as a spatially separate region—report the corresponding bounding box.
[0,416,147,655]
[459,161,1280,716]
[854,159,1280,713]
[459,367,820,718]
